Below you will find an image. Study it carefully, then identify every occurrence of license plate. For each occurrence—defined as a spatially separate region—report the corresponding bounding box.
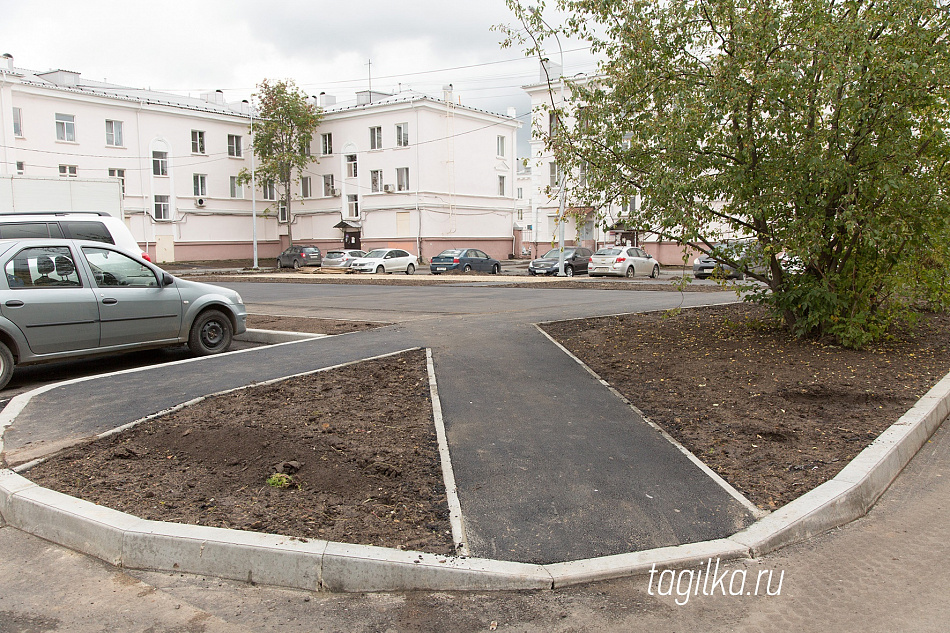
[436,267,446,271]
[595,267,607,272]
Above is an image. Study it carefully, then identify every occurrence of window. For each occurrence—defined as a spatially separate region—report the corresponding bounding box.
[263,181,276,201]
[517,187,523,199]
[193,173,207,197]
[347,194,359,217]
[58,164,78,178]
[549,111,559,136]
[498,175,506,196]
[228,134,242,157]
[497,135,505,157]
[370,170,383,193]
[191,130,206,154]
[152,151,168,176]
[230,176,243,198]
[396,211,410,237]
[321,133,332,155]
[396,167,410,191]
[323,174,335,196]
[108,168,126,194]
[370,126,382,150]
[5,246,81,289]
[301,176,312,198]
[395,122,409,147]
[16,161,24,175]
[299,140,311,157]
[105,120,123,146]
[154,195,170,220]
[549,161,561,187]
[13,107,22,137]
[82,247,158,288]
[55,113,75,142]
[346,154,358,178]
[278,201,287,223]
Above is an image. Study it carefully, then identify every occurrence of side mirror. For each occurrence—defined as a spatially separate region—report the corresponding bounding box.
[647,253,654,259]
[162,273,175,287]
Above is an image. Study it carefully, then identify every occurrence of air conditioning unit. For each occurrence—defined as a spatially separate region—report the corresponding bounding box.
[195,198,206,207]
[331,188,341,197]
[383,184,395,193]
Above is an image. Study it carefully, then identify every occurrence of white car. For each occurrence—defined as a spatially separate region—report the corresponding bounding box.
[349,248,418,274]
[589,246,660,278]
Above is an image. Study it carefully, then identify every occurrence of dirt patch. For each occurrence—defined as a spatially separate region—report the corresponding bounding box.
[245,314,386,335]
[26,349,455,555]
[540,303,950,510]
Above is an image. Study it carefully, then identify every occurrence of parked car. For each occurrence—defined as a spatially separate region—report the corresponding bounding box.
[0,238,247,391]
[589,246,660,278]
[322,249,366,270]
[0,211,150,261]
[528,247,592,277]
[276,245,322,269]
[692,241,769,280]
[430,249,501,275]
[349,248,418,274]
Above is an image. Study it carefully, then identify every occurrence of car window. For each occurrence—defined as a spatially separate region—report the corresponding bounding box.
[595,248,621,256]
[82,247,158,288]
[364,249,387,258]
[303,247,320,254]
[5,246,82,288]
[473,250,488,259]
[393,250,408,257]
[326,251,345,258]
[0,222,61,239]
[62,221,115,245]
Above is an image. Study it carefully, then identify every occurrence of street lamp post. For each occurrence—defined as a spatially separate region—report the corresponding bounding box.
[533,9,569,276]
[247,101,259,269]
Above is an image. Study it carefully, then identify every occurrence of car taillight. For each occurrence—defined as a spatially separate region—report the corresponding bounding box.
[453,257,460,263]
[589,257,593,262]
[615,256,626,263]
[301,253,307,258]
[141,252,152,262]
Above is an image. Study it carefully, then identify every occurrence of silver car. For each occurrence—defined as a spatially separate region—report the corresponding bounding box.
[589,246,660,278]
[349,248,418,274]
[322,249,366,270]
[0,238,247,390]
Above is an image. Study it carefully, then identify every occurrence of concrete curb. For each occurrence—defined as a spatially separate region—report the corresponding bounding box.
[1,357,948,592]
[235,328,326,344]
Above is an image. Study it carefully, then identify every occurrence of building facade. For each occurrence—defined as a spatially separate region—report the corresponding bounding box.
[0,57,521,263]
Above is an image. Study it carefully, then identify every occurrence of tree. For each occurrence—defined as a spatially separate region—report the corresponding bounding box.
[239,79,322,246]
[502,0,950,347]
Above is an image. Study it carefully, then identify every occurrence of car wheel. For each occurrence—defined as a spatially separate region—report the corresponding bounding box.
[293,259,300,270]
[405,263,415,275]
[625,266,635,278]
[276,258,282,269]
[491,263,500,274]
[376,265,385,274]
[565,265,574,277]
[0,341,15,391]
[528,270,535,276]
[651,264,660,279]
[463,264,472,273]
[188,309,233,356]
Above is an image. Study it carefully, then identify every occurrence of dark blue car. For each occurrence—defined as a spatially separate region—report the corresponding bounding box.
[430,249,501,275]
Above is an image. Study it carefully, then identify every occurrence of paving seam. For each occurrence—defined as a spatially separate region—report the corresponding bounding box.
[1,335,949,591]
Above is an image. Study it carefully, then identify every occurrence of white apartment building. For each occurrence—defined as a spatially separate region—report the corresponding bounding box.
[0,56,521,263]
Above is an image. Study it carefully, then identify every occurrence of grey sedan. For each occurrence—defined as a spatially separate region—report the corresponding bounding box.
[0,238,247,390]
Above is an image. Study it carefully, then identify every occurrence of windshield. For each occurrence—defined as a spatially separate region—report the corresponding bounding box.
[436,249,462,257]
[363,249,388,259]
[541,248,574,259]
[594,248,621,256]
[326,251,345,258]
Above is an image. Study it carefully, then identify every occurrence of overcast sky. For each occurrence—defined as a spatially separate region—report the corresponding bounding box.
[2,0,599,158]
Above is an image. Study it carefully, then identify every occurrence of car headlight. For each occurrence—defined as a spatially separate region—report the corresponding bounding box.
[694,257,701,265]
[233,292,243,304]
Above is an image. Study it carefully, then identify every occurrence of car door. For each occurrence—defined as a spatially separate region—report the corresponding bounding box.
[471,250,492,272]
[632,248,652,275]
[1,245,100,355]
[80,246,183,348]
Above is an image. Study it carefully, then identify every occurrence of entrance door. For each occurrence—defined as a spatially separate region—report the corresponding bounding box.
[343,231,361,249]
